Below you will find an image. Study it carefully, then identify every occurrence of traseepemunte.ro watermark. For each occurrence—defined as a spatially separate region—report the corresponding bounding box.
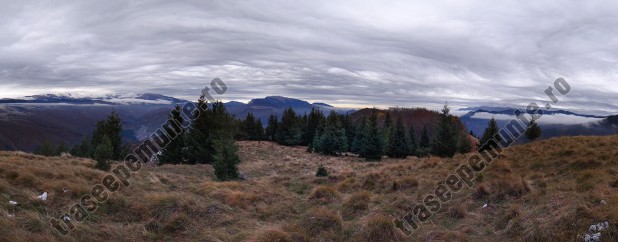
[49,78,227,236]
[393,78,571,236]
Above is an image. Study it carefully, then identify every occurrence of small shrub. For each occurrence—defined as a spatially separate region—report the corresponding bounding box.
[316,165,329,177]
[300,207,342,236]
[308,186,341,204]
[341,191,371,219]
[361,214,402,242]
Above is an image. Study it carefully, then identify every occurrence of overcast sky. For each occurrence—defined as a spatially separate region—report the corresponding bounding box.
[1,0,617,114]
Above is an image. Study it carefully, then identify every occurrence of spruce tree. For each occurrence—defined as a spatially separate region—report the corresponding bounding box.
[317,111,348,155]
[303,108,324,146]
[361,111,384,161]
[265,114,278,141]
[418,125,431,157]
[94,136,113,171]
[387,117,409,158]
[212,137,241,181]
[525,118,541,142]
[408,125,417,157]
[350,118,366,154]
[480,117,501,151]
[275,108,302,146]
[159,105,186,164]
[255,119,265,141]
[35,140,56,157]
[432,104,457,158]
[105,110,123,160]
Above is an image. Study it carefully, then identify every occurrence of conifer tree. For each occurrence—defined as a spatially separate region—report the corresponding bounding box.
[480,117,501,151]
[35,140,56,157]
[361,111,384,161]
[387,117,409,158]
[432,104,457,158]
[525,118,541,142]
[94,135,113,171]
[303,108,324,146]
[317,111,348,155]
[350,118,367,154]
[265,114,278,141]
[105,110,123,160]
[408,125,417,156]
[418,124,431,157]
[275,108,302,146]
[212,136,241,181]
[159,105,186,164]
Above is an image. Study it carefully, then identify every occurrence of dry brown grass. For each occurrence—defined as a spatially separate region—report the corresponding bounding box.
[0,135,617,241]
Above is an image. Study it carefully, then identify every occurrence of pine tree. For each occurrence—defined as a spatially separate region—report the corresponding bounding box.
[35,140,56,157]
[432,104,457,158]
[525,118,541,142]
[418,125,431,157]
[361,111,384,161]
[159,105,186,164]
[387,117,409,158]
[55,140,68,156]
[265,114,278,142]
[408,125,417,157]
[275,108,302,146]
[382,112,393,153]
[303,108,324,146]
[94,136,113,171]
[350,118,367,154]
[242,112,263,141]
[480,117,501,151]
[105,110,123,160]
[317,111,348,155]
[255,119,265,141]
[212,137,241,181]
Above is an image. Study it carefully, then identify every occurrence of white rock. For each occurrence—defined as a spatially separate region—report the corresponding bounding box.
[591,232,601,241]
[6,213,14,218]
[62,215,71,222]
[482,204,488,208]
[9,201,17,205]
[589,224,597,232]
[37,192,48,201]
[600,200,607,205]
[584,234,591,242]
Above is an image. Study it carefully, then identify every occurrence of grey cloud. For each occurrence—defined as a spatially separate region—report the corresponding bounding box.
[0,0,617,114]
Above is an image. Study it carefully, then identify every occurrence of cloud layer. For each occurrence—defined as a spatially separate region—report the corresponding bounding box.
[1,0,617,114]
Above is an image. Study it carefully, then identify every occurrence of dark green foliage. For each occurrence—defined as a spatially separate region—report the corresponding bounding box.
[274,108,303,146]
[159,105,186,165]
[212,137,241,181]
[72,136,93,158]
[431,104,457,158]
[34,140,69,157]
[417,125,431,157]
[387,117,409,158]
[316,165,328,177]
[265,114,278,141]
[316,111,348,155]
[241,112,264,141]
[34,140,56,156]
[525,118,541,142]
[408,125,417,157]
[361,111,384,161]
[480,117,501,151]
[105,110,123,160]
[186,99,236,164]
[94,136,113,171]
[350,118,367,154]
[303,108,325,146]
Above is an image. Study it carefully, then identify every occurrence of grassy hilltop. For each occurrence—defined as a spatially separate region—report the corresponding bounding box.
[1,135,618,241]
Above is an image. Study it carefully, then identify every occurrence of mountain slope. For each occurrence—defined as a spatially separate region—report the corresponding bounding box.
[1,135,617,241]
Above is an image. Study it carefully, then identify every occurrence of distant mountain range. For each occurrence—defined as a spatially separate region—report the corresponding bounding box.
[0,94,352,151]
[459,107,618,143]
[0,94,616,151]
